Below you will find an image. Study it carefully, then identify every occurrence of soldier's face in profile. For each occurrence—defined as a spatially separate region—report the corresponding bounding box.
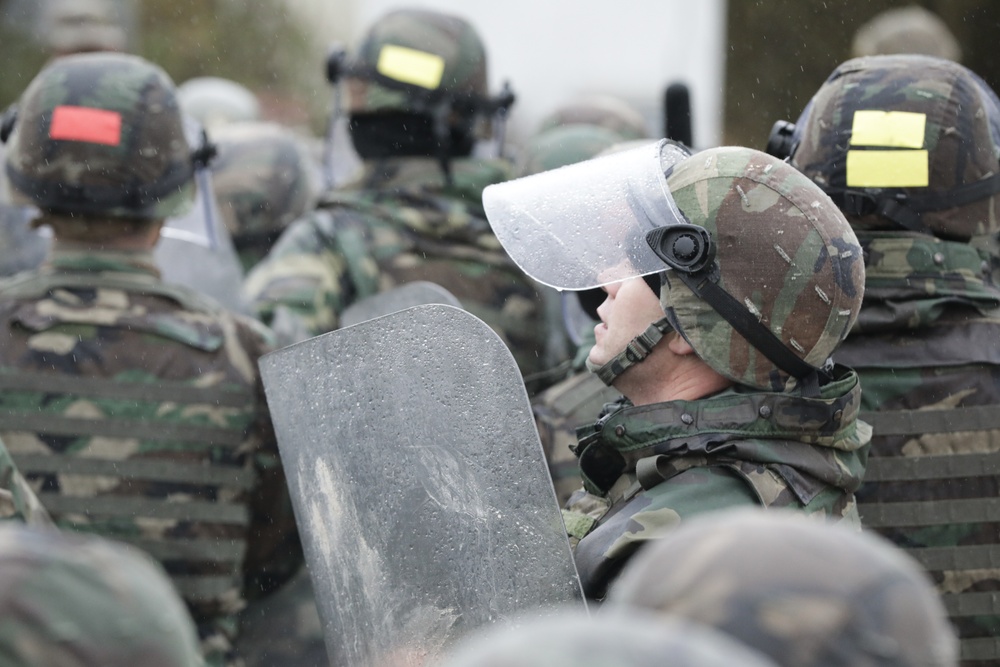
[588,276,663,369]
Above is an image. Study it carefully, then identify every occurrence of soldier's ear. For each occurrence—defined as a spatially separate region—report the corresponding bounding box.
[666,332,696,357]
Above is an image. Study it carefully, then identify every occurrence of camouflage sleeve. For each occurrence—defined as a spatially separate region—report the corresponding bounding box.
[571,467,759,599]
[0,438,52,527]
[242,209,372,346]
[235,318,305,599]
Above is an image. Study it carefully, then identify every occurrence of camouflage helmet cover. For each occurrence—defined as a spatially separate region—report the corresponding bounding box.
[665,146,864,390]
[209,121,317,239]
[537,95,649,142]
[791,55,1000,241]
[0,525,204,667]
[851,5,961,62]
[438,609,780,667]
[347,8,488,115]
[515,123,623,177]
[608,508,958,667]
[4,52,195,221]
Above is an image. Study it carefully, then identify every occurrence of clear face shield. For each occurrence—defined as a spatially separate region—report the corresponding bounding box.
[482,139,692,292]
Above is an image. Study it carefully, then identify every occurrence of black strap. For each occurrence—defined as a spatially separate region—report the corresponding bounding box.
[677,271,827,388]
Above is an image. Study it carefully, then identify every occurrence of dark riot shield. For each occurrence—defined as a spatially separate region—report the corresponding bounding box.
[339,281,462,328]
[260,305,584,667]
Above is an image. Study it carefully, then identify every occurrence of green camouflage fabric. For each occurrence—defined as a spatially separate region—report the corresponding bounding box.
[563,365,870,599]
[209,122,318,271]
[608,508,958,667]
[664,147,865,392]
[536,95,650,141]
[178,78,262,131]
[348,8,487,115]
[0,524,204,667]
[833,230,1000,665]
[515,124,623,178]
[5,53,194,221]
[791,56,1000,241]
[852,6,961,62]
[437,609,780,667]
[0,243,300,667]
[244,157,551,384]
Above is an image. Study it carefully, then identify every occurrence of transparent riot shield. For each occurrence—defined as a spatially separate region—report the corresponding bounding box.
[0,204,47,277]
[260,305,584,667]
[340,281,461,328]
[156,167,248,313]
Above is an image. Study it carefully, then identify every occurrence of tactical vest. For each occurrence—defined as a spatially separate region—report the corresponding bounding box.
[0,270,259,635]
[838,233,1000,665]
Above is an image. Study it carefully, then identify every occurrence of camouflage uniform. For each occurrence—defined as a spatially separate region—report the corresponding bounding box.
[0,54,299,667]
[439,609,779,667]
[608,509,959,667]
[244,10,549,384]
[0,524,205,667]
[787,56,1000,665]
[484,144,869,600]
[209,122,318,271]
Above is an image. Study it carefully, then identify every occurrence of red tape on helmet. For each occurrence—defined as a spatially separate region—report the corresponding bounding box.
[49,105,122,146]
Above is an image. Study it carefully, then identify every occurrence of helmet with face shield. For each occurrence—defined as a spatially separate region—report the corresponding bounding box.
[483,142,865,392]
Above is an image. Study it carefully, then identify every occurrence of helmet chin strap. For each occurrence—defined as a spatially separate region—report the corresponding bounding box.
[586,317,673,386]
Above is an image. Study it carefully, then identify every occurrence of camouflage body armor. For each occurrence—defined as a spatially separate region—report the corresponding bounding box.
[0,248,290,662]
[784,56,1000,664]
[563,369,868,599]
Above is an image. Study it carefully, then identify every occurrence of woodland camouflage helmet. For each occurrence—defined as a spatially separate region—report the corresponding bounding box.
[851,6,960,62]
[330,8,512,164]
[0,525,204,667]
[607,509,958,667]
[3,53,197,221]
[537,95,650,142]
[210,122,317,251]
[439,610,780,667]
[663,146,864,391]
[783,55,1000,241]
[483,142,864,393]
[515,124,623,177]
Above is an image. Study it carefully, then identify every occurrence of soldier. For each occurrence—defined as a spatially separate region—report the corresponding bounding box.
[771,54,1000,665]
[0,524,204,667]
[242,8,552,387]
[0,53,298,666]
[437,609,779,667]
[209,122,319,271]
[607,508,958,667]
[852,5,961,62]
[483,142,869,599]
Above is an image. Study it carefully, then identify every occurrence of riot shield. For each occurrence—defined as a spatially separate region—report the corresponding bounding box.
[156,168,248,314]
[260,305,584,667]
[339,281,461,328]
[0,204,47,277]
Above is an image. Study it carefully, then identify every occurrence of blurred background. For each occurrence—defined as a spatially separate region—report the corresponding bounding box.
[2,0,998,151]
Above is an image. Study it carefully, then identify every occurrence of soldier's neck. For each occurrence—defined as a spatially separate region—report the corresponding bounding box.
[616,354,733,406]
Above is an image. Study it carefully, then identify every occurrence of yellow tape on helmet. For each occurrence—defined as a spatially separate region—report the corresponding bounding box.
[846,149,929,187]
[850,110,926,148]
[376,44,446,90]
